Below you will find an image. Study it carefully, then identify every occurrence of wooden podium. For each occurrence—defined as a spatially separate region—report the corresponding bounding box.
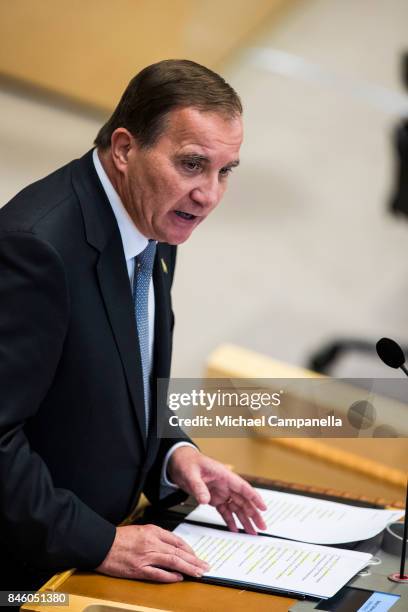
[22,345,407,611]
[23,473,404,612]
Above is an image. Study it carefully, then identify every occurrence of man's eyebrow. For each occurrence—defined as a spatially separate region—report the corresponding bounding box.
[176,153,209,164]
[177,153,240,168]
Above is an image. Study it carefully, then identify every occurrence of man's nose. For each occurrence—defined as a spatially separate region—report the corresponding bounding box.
[190,176,221,210]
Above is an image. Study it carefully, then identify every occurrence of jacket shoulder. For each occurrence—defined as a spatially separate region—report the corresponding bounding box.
[0,159,78,234]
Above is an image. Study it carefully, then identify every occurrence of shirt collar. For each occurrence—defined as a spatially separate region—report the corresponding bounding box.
[92,148,149,261]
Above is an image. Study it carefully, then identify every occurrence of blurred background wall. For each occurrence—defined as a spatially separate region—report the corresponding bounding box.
[1,0,408,380]
[0,0,289,110]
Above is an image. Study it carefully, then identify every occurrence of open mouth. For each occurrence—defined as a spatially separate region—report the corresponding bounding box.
[174,210,197,221]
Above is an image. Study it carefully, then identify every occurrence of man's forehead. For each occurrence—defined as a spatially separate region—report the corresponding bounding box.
[163,106,243,149]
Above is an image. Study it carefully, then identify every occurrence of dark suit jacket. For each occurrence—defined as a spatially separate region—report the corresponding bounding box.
[0,150,190,588]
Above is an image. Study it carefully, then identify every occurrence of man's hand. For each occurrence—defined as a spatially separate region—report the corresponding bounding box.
[168,446,267,535]
[95,524,209,582]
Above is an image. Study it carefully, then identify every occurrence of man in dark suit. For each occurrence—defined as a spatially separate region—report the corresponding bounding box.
[0,59,266,589]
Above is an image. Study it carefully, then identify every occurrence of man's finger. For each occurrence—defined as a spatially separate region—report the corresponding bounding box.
[147,540,209,572]
[187,473,211,505]
[216,503,238,533]
[249,506,267,531]
[224,472,266,507]
[142,566,184,583]
[155,526,196,556]
[238,481,267,511]
[226,493,255,514]
[233,508,257,536]
[166,545,209,572]
[152,552,208,577]
[226,495,267,531]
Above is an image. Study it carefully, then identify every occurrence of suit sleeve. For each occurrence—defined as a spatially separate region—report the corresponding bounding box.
[0,231,116,571]
[143,355,196,505]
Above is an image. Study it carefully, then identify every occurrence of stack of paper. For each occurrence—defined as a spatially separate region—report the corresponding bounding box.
[175,523,372,599]
[179,489,404,598]
[186,488,404,544]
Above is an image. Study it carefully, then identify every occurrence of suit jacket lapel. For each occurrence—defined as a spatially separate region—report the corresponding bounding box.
[96,235,147,449]
[72,150,147,449]
[153,244,172,379]
[148,244,172,446]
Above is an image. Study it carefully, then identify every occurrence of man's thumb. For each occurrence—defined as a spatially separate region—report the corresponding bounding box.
[188,472,211,505]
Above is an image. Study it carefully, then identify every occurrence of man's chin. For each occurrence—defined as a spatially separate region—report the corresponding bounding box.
[166,234,193,246]
[158,225,197,245]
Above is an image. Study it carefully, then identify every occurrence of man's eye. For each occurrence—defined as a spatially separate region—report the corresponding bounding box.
[183,160,201,172]
[219,167,233,177]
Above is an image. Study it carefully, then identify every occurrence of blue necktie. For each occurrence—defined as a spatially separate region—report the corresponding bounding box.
[133,240,157,435]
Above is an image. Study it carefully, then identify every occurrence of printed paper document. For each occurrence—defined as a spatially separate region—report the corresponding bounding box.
[174,523,372,599]
[186,488,404,544]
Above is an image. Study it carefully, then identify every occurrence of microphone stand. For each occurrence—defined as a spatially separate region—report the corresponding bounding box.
[388,479,408,583]
[400,482,408,579]
[376,338,408,583]
[390,357,408,581]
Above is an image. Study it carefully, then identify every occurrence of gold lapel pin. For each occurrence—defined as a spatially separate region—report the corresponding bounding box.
[161,258,168,274]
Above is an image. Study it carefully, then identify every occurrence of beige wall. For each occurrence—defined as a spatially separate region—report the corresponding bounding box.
[0,0,295,111]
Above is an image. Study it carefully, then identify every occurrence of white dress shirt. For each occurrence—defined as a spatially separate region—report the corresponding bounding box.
[92,149,193,493]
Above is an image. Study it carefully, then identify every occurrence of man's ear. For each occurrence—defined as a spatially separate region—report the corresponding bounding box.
[110,128,135,174]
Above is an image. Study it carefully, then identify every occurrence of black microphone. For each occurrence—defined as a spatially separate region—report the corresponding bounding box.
[376,337,408,375]
[376,337,408,582]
